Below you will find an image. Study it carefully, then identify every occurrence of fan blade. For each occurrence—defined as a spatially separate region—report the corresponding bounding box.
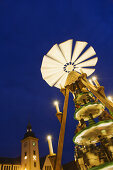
[59,39,73,63]
[47,44,66,64]
[42,67,64,79]
[75,68,95,76]
[55,73,68,88]
[45,70,65,87]
[71,41,88,63]
[75,57,98,68]
[74,46,96,65]
[41,55,63,71]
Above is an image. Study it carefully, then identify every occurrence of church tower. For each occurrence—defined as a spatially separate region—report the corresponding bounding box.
[21,122,40,170]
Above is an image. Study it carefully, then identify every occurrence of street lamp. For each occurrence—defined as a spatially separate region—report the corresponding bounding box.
[53,101,60,113]
[47,135,54,155]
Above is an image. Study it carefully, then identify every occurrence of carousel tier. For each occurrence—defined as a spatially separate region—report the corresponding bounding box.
[75,92,93,105]
[73,120,113,145]
[75,102,105,121]
[90,162,113,170]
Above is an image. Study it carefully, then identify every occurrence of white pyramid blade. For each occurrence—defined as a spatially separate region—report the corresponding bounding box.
[55,73,68,89]
[47,44,66,64]
[45,70,66,87]
[59,39,73,63]
[75,57,98,68]
[42,67,64,79]
[71,41,88,63]
[75,68,95,76]
[74,46,96,65]
[41,55,63,71]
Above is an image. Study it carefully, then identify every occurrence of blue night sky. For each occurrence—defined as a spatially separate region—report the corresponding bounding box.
[0,0,113,164]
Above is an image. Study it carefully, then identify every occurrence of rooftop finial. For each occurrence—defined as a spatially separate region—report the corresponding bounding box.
[27,121,32,132]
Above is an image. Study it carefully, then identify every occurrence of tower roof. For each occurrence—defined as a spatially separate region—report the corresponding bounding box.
[27,121,32,130]
[23,122,36,139]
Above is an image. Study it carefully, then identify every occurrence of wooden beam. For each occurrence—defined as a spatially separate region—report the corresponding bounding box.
[55,88,69,170]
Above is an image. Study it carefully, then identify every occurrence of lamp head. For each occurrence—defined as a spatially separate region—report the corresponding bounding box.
[108,96,112,101]
[92,76,97,81]
[47,135,52,140]
[53,100,59,106]
[89,79,93,83]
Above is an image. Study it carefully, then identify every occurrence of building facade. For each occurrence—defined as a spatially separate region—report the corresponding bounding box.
[0,123,53,170]
[21,122,40,170]
[0,123,78,170]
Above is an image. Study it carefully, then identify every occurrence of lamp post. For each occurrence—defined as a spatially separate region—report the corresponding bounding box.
[47,135,54,155]
[54,101,60,113]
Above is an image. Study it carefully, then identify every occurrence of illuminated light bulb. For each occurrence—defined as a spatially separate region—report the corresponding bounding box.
[54,101,59,106]
[89,79,94,85]
[92,76,97,81]
[53,100,60,113]
[33,155,36,161]
[47,135,54,155]
[24,156,27,160]
[47,135,51,140]
[108,96,113,102]
[92,76,100,87]
[74,156,77,161]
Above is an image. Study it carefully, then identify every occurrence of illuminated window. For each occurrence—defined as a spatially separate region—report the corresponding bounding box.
[33,151,36,160]
[33,155,36,161]
[32,141,36,146]
[24,152,27,160]
[24,156,27,160]
[34,162,36,167]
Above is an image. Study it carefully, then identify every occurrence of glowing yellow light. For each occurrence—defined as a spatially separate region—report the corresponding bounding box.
[53,100,60,112]
[92,76,100,87]
[47,135,52,140]
[108,96,113,102]
[47,135,54,155]
[33,155,36,161]
[89,79,94,85]
[53,100,59,106]
[24,156,27,160]
[25,168,27,170]
[92,76,97,81]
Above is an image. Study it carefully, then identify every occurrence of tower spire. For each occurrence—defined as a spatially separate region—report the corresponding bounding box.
[27,121,32,132]
[24,121,36,139]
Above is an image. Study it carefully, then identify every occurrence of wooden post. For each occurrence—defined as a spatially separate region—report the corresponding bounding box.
[55,88,69,170]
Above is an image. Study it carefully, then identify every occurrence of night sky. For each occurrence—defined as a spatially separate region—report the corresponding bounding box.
[0,0,113,164]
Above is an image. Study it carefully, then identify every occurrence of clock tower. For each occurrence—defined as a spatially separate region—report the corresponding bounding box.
[21,122,40,170]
